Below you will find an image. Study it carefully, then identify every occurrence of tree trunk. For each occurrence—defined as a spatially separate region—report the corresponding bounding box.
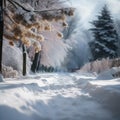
[31,51,40,73]
[36,51,41,71]
[22,44,27,76]
[0,0,3,74]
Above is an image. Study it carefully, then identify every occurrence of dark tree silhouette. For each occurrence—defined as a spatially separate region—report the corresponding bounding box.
[31,51,41,73]
[0,0,4,74]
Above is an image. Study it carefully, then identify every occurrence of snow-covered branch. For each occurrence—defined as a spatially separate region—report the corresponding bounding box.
[7,0,74,16]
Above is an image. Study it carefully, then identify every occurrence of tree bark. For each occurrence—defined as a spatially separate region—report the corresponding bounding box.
[31,51,41,73]
[36,51,41,71]
[0,0,3,74]
[22,44,27,76]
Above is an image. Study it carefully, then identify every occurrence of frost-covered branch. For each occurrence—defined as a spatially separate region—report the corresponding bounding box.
[7,0,74,15]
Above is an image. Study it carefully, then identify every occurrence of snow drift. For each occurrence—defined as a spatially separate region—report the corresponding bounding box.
[79,58,120,74]
[0,73,120,120]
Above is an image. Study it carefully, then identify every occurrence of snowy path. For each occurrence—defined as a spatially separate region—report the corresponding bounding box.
[0,73,120,120]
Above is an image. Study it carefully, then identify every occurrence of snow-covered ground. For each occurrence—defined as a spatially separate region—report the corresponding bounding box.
[0,72,120,120]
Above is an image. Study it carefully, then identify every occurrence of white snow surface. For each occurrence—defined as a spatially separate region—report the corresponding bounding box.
[0,72,120,120]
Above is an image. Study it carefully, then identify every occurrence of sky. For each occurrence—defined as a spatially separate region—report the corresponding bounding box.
[69,0,120,28]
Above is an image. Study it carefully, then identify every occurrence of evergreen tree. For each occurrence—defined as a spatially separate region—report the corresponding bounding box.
[90,5,118,60]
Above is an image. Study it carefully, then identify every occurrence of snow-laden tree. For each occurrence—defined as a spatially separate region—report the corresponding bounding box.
[1,0,74,75]
[19,0,74,71]
[62,11,91,71]
[90,5,118,60]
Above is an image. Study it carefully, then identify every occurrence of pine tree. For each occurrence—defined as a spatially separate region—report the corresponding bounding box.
[90,5,118,60]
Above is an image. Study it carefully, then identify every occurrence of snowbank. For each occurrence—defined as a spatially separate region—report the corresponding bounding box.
[97,67,120,80]
[79,58,111,73]
[0,73,120,120]
[2,65,18,78]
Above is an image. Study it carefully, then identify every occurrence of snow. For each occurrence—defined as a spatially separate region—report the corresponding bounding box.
[0,75,4,82]
[2,40,31,74]
[0,72,120,120]
[97,67,120,80]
